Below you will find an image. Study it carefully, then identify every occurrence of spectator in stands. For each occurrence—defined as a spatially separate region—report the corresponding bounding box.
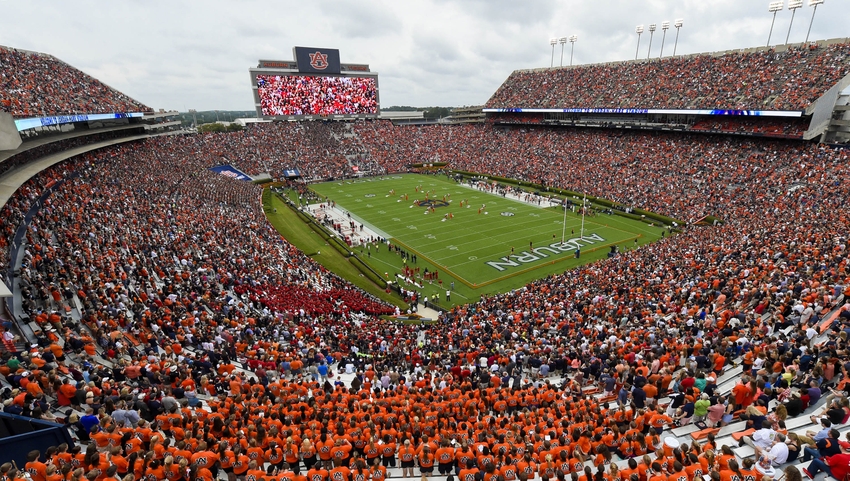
[3,82,850,481]
[755,433,789,467]
[802,428,842,462]
[486,43,850,112]
[0,46,151,118]
[804,450,850,480]
[806,418,833,443]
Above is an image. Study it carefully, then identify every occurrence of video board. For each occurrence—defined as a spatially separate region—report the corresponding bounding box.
[250,48,378,120]
[256,75,378,117]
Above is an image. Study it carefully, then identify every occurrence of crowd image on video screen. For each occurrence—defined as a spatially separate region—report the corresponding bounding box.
[257,74,378,116]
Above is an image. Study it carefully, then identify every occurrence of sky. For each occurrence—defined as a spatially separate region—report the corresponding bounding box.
[0,0,846,111]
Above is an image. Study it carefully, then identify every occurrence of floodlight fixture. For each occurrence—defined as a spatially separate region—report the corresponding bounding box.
[635,25,644,60]
[805,0,824,44]
[673,19,684,55]
[786,0,803,44]
[558,37,568,66]
[660,21,670,57]
[767,1,784,46]
[569,35,578,66]
[647,24,657,59]
[550,38,558,67]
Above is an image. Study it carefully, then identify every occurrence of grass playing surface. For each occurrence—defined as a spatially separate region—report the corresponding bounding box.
[304,174,669,307]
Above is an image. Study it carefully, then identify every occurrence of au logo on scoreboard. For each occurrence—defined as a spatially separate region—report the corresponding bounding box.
[308,52,329,70]
[294,47,341,74]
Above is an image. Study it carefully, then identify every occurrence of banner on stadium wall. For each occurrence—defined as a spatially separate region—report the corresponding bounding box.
[14,112,146,131]
[482,108,803,118]
[282,169,301,178]
[209,165,252,181]
[293,47,341,74]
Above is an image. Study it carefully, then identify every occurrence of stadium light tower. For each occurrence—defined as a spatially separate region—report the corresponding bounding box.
[673,19,684,56]
[767,1,784,46]
[635,25,644,61]
[786,0,803,44]
[569,35,578,66]
[647,24,657,59]
[805,0,824,44]
[659,21,670,57]
[550,38,558,68]
[559,37,568,67]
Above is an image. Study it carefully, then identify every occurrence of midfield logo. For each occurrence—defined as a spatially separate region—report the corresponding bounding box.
[419,199,450,208]
[309,51,329,70]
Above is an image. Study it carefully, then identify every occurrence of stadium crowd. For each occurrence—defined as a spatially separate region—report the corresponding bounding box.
[257,75,379,117]
[341,121,844,224]
[1,118,850,481]
[0,131,140,178]
[485,43,850,111]
[3,36,850,481]
[689,118,808,139]
[0,46,151,118]
[486,114,808,140]
[191,122,357,181]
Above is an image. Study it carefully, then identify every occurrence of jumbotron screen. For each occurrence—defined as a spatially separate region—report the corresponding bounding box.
[257,74,378,116]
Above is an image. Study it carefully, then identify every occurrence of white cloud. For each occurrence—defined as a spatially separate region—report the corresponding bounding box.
[0,0,845,110]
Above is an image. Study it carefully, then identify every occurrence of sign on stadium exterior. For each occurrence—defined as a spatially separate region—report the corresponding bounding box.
[249,46,379,121]
[14,112,146,132]
[482,107,803,117]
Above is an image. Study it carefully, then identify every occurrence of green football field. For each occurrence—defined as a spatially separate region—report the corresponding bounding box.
[305,173,669,307]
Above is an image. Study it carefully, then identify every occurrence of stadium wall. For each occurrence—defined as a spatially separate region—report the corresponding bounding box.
[0,412,74,467]
[0,112,22,151]
[805,72,850,140]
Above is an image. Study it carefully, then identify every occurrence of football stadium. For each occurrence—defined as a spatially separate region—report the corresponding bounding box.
[2,3,850,481]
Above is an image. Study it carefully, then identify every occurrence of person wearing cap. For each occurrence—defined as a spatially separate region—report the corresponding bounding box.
[3,397,22,415]
[25,373,43,398]
[803,450,850,480]
[806,417,832,442]
[693,393,711,424]
[786,390,804,417]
